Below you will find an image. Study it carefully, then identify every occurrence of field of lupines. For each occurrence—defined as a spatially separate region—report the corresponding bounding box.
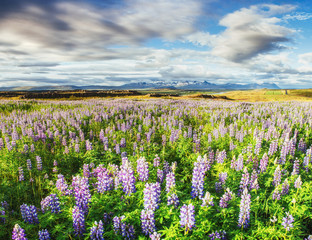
[1,99,312,240]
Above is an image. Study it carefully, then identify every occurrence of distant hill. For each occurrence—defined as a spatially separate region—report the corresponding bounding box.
[0,81,280,91]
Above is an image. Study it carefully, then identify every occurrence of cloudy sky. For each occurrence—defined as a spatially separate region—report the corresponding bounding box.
[0,0,312,88]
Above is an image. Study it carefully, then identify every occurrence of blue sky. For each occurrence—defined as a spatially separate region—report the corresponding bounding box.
[0,0,312,88]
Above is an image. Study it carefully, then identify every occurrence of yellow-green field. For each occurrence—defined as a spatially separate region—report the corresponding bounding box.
[218,89,312,102]
[1,89,312,102]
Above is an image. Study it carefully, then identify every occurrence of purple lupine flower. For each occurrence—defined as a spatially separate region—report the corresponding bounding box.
[23,144,29,153]
[215,182,222,193]
[165,172,179,207]
[119,158,136,196]
[121,152,127,158]
[36,156,42,171]
[289,140,296,157]
[249,170,259,190]
[230,156,236,169]
[72,175,91,214]
[167,193,179,207]
[208,230,227,240]
[304,236,312,240]
[191,156,208,199]
[26,159,32,171]
[38,229,50,240]
[150,232,161,240]
[62,137,67,146]
[294,175,302,189]
[219,172,228,186]
[201,191,214,207]
[298,138,307,152]
[291,159,300,176]
[41,196,51,213]
[272,188,281,200]
[166,172,176,193]
[254,138,261,155]
[97,168,113,193]
[180,204,195,232]
[163,161,170,176]
[103,137,109,151]
[86,140,92,151]
[281,179,289,195]
[219,188,233,208]
[157,169,164,183]
[235,155,244,171]
[28,206,39,224]
[90,220,104,240]
[90,162,95,169]
[273,165,281,187]
[143,182,161,211]
[208,151,214,165]
[259,153,268,173]
[268,140,278,156]
[99,129,105,143]
[12,224,27,240]
[72,206,85,237]
[239,168,250,195]
[30,144,35,153]
[121,223,135,240]
[282,212,294,231]
[279,141,289,164]
[47,194,61,214]
[238,188,251,229]
[113,215,135,239]
[120,138,126,148]
[113,216,124,234]
[63,146,69,154]
[137,157,149,182]
[115,144,121,154]
[230,141,236,151]
[1,201,8,210]
[7,142,13,151]
[153,155,160,168]
[56,174,69,195]
[0,209,5,224]
[141,209,156,236]
[75,144,80,153]
[18,167,24,181]
[20,204,39,224]
[216,150,226,164]
[83,164,90,178]
[103,212,113,224]
[303,154,310,172]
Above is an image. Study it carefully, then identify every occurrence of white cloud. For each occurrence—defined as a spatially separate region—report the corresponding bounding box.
[184,32,218,47]
[0,0,201,62]
[1,1,312,88]
[211,4,296,62]
[283,12,312,21]
[299,52,312,64]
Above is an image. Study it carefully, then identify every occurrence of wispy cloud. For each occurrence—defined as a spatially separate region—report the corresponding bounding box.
[283,12,312,21]
[0,0,201,61]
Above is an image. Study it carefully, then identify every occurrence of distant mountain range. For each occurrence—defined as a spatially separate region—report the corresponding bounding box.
[0,81,280,91]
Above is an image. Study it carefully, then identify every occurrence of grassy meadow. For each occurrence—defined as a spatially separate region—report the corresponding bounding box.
[0,93,312,239]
